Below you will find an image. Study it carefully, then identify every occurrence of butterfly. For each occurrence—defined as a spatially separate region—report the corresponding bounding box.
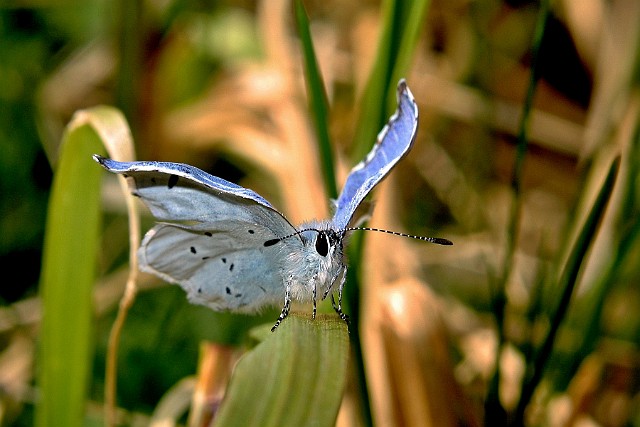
[94,79,452,331]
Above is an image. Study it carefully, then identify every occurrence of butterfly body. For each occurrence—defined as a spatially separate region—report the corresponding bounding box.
[95,79,429,330]
[280,223,345,300]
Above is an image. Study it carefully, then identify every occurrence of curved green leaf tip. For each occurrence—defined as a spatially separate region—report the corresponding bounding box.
[37,113,108,427]
[213,315,349,427]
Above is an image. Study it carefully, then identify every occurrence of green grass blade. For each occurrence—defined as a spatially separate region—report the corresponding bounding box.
[114,0,142,122]
[556,118,640,388]
[513,156,620,424]
[534,106,640,392]
[352,0,431,158]
[351,0,397,159]
[36,118,106,427]
[485,1,549,422]
[212,315,349,427]
[498,0,550,330]
[336,0,403,417]
[576,122,640,369]
[564,209,640,387]
[293,0,338,200]
[342,232,372,427]
[342,3,432,424]
[388,0,431,110]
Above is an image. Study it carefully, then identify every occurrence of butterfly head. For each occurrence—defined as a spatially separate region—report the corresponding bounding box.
[311,229,343,257]
[293,224,343,259]
[263,223,346,267]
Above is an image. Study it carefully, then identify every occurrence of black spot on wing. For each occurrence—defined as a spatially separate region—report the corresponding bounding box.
[264,239,279,247]
[167,174,179,189]
[248,229,254,234]
[221,258,227,263]
[229,263,234,272]
[204,231,212,237]
[190,246,197,254]
[225,287,231,295]
[235,293,242,298]
[202,256,209,260]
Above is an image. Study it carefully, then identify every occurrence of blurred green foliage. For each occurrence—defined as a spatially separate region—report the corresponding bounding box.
[2,0,640,426]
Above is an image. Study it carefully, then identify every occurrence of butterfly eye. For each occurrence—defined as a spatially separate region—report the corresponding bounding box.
[315,232,329,257]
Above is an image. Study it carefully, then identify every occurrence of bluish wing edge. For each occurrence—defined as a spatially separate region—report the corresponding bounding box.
[93,155,277,209]
[332,79,418,230]
[92,155,302,239]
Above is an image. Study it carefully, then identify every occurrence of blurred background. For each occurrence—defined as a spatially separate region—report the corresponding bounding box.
[1,0,639,426]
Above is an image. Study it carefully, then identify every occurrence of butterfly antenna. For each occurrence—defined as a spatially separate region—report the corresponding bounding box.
[263,228,323,247]
[343,227,453,245]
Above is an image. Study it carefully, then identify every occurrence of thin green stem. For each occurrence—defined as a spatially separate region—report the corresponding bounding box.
[293,0,338,200]
[485,0,550,423]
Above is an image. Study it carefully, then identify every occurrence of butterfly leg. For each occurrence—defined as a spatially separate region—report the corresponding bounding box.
[271,284,292,332]
[330,268,349,324]
[330,295,349,324]
[323,266,345,300]
[312,282,317,320]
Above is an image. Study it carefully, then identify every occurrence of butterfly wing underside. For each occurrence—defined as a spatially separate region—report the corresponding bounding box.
[140,222,286,311]
[332,79,419,230]
[94,156,298,311]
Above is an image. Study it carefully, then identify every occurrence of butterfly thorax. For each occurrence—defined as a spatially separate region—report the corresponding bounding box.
[280,220,345,302]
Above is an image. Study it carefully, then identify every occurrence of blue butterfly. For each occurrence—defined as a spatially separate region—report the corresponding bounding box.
[94,79,451,331]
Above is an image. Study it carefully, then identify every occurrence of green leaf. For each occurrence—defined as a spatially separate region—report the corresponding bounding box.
[350,0,395,158]
[352,0,431,159]
[388,0,431,111]
[213,315,349,427]
[293,0,338,200]
[36,112,107,427]
[514,156,620,424]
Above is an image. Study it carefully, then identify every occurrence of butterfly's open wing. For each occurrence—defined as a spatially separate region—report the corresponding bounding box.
[94,156,300,312]
[94,156,295,235]
[332,79,418,230]
[139,221,288,312]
